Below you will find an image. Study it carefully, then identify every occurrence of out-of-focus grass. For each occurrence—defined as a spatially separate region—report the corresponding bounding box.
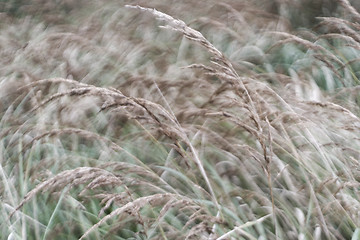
[1,0,360,239]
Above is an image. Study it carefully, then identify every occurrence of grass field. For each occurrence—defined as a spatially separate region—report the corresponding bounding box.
[1,0,360,239]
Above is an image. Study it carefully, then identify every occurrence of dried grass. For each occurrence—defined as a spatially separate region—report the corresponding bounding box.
[2,0,360,239]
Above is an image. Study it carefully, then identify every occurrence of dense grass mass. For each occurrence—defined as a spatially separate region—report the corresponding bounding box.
[1,0,360,239]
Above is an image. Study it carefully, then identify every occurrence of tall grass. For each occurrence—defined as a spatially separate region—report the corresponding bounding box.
[1,0,360,239]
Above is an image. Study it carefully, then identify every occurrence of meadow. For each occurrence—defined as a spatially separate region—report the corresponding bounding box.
[1,0,360,239]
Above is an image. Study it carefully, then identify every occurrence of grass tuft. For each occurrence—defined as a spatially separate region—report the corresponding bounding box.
[2,0,360,239]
